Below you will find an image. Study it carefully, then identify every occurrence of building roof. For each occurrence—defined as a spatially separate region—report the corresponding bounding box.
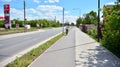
[0,16,4,19]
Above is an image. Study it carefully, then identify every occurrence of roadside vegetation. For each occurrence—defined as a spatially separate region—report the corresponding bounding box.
[76,10,97,27]
[76,1,120,58]
[0,19,61,28]
[0,19,75,35]
[101,4,120,58]
[0,27,37,35]
[6,33,64,67]
[76,10,98,40]
[0,19,61,35]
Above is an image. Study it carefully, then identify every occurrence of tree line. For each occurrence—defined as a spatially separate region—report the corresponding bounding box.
[0,19,61,28]
[76,11,98,27]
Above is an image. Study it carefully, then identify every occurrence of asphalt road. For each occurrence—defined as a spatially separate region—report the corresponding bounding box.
[0,28,62,65]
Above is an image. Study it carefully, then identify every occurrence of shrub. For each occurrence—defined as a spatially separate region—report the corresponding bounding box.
[102,5,120,57]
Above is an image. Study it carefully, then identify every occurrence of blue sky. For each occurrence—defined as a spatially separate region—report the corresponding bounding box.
[0,0,117,23]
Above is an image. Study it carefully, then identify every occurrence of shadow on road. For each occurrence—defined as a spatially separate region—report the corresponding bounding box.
[43,41,120,67]
[44,41,96,53]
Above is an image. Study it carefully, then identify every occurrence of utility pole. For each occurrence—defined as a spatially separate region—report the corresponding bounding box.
[62,7,64,33]
[97,0,100,42]
[24,0,26,32]
[55,16,56,23]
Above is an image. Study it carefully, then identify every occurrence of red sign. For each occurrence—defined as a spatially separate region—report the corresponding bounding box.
[4,16,10,24]
[4,4,10,13]
[4,4,10,26]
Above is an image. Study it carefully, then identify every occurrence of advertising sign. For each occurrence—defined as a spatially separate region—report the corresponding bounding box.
[4,4,10,29]
[4,4,10,13]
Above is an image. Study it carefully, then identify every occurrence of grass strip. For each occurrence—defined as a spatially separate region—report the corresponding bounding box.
[6,33,64,67]
[0,28,37,35]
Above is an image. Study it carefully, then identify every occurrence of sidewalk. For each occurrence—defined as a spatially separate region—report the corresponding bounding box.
[75,28,120,67]
[28,27,120,67]
[28,28,76,67]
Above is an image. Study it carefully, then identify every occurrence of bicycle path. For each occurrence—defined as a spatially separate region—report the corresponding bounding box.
[75,28,120,67]
[28,27,120,67]
[28,27,76,67]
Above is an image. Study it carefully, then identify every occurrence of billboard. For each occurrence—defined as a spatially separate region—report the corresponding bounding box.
[4,4,10,29]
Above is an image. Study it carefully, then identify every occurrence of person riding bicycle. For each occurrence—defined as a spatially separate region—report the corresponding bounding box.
[65,25,69,35]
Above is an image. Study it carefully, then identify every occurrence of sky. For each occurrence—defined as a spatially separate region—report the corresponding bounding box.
[0,0,117,23]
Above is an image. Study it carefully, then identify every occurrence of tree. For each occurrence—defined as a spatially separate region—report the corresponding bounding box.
[10,19,61,28]
[84,11,97,24]
[76,17,83,27]
[102,5,120,57]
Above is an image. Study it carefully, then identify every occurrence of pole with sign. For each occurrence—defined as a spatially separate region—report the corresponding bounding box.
[4,4,10,29]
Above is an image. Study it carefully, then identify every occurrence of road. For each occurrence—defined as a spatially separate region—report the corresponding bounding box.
[0,28,62,66]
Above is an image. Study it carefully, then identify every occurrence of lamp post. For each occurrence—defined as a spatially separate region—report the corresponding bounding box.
[97,0,100,42]
[24,0,26,32]
[62,7,64,33]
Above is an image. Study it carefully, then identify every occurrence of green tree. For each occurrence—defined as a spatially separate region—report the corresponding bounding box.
[76,17,83,27]
[102,5,120,57]
[11,19,24,27]
[84,11,97,24]
[10,19,61,28]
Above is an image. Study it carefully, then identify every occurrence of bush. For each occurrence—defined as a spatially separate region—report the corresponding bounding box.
[10,19,61,28]
[87,28,97,40]
[102,5,120,57]
[0,20,4,27]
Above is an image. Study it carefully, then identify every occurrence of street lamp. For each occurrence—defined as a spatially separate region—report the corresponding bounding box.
[97,0,100,42]
[62,7,64,33]
[24,0,26,32]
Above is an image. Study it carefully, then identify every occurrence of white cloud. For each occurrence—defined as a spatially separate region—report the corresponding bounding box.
[9,5,77,24]
[64,15,78,23]
[64,11,69,14]
[10,5,63,20]
[27,8,38,14]
[10,8,24,20]
[37,5,63,11]
[44,0,59,3]
[0,0,12,2]
[34,0,40,3]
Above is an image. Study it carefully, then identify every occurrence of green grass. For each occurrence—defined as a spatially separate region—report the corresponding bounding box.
[0,27,37,35]
[6,33,64,67]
